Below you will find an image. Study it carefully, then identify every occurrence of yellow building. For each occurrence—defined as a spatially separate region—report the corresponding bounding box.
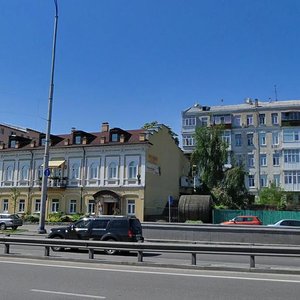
[0,122,189,221]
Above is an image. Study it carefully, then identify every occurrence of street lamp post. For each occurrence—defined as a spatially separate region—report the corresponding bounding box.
[38,0,59,233]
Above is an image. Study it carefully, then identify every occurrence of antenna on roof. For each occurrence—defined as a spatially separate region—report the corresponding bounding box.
[274,84,278,101]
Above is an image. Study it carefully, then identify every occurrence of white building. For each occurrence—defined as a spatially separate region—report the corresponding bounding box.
[182,99,300,201]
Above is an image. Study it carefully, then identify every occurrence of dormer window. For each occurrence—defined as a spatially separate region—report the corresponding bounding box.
[111,133,119,142]
[10,140,16,148]
[41,138,46,146]
[75,135,82,145]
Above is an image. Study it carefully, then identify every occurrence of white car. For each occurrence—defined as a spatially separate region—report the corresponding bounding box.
[268,219,300,227]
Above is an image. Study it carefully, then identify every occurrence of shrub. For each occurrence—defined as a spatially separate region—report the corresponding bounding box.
[23,214,40,223]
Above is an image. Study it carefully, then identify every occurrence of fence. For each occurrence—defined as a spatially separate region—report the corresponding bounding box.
[1,236,300,269]
[213,209,300,225]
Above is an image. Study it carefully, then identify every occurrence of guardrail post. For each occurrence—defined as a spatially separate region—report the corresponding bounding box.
[137,251,143,262]
[250,255,255,268]
[89,248,94,259]
[4,243,9,254]
[44,246,50,257]
[191,253,197,265]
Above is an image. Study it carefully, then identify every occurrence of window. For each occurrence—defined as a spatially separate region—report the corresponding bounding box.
[127,200,136,215]
[5,166,13,181]
[18,199,25,213]
[10,140,16,148]
[247,133,254,146]
[272,132,279,145]
[20,165,29,181]
[183,135,194,146]
[183,117,196,126]
[248,175,255,187]
[259,132,266,146]
[69,200,77,214]
[260,154,267,166]
[273,153,280,166]
[201,117,208,126]
[247,115,253,126]
[34,199,41,212]
[284,149,300,163]
[108,162,117,179]
[87,200,95,214]
[89,163,98,179]
[71,163,80,179]
[221,131,231,145]
[235,134,242,147]
[284,171,300,184]
[260,175,268,187]
[272,113,278,125]
[234,115,241,127]
[273,175,280,187]
[248,154,254,167]
[93,219,109,229]
[75,135,82,145]
[111,133,119,142]
[41,138,46,146]
[2,199,8,212]
[128,161,137,179]
[259,114,265,125]
[283,130,300,142]
[51,199,59,213]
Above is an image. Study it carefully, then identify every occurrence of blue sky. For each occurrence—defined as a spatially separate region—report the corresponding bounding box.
[1,0,300,142]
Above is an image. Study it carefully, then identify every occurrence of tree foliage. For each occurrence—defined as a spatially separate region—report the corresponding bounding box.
[192,126,251,209]
[191,126,227,189]
[143,121,179,145]
[258,183,286,209]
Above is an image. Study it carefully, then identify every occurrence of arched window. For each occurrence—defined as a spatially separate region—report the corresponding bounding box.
[89,163,98,179]
[108,162,117,179]
[20,165,29,181]
[71,163,80,179]
[128,161,137,179]
[5,166,13,181]
[38,165,43,179]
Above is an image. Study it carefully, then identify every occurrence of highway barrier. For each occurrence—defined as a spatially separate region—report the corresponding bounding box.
[0,236,300,269]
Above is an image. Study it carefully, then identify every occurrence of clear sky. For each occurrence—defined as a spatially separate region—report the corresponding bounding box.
[1,0,300,143]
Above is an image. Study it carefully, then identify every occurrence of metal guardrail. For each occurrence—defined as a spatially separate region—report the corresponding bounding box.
[0,236,300,269]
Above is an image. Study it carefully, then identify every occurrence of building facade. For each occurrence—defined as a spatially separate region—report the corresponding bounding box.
[182,99,300,201]
[0,122,190,221]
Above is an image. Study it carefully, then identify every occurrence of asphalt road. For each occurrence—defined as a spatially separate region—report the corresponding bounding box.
[1,257,300,300]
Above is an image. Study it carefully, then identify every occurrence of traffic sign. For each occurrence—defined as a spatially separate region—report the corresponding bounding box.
[44,168,51,177]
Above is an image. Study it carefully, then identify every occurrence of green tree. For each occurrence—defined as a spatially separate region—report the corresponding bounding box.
[258,183,286,209]
[212,165,251,209]
[191,126,228,189]
[143,121,179,145]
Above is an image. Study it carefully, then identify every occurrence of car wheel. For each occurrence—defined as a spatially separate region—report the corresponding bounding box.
[12,226,18,230]
[50,236,64,251]
[104,238,118,255]
[0,223,6,231]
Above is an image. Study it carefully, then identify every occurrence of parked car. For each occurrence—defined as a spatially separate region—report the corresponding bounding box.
[48,215,144,254]
[0,213,23,230]
[221,215,262,225]
[268,219,300,227]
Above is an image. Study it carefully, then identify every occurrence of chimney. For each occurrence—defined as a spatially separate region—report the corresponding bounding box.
[255,99,259,107]
[100,136,106,144]
[101,122,109,132]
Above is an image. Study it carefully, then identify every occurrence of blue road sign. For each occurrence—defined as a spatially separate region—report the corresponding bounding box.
[44,168,51,177]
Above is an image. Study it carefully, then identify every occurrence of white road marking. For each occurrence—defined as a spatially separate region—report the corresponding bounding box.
[31,289,106,299]
[1,259,300,284]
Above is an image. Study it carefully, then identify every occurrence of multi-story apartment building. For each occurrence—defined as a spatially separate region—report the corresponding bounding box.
[0,122,190,221]
[182,99,300,201]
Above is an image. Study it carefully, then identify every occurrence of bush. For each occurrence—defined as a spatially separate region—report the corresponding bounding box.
[47,212,63,222]
[23,214,40,223]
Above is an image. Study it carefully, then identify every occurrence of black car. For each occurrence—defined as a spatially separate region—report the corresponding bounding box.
[48,215,144,254]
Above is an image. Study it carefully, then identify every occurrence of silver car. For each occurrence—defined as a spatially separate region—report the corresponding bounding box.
[0,214,23,230]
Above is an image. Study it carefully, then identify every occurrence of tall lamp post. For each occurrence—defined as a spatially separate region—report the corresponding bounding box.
[38,0,59,233]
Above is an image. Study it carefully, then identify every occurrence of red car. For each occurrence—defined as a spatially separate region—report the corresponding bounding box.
[221,216,262,225]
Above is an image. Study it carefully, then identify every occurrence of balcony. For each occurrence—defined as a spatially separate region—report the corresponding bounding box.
[281,111,300,126]
[37,177,67,189]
